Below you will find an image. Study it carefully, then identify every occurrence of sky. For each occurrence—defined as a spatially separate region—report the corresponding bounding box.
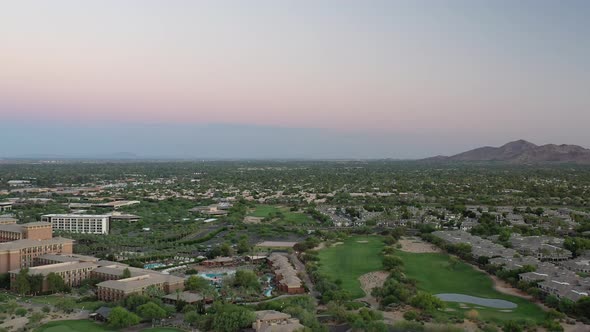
[1,0,589,159]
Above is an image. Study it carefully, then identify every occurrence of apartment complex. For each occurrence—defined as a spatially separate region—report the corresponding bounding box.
[41,214,110,234]
[0,221,53,243]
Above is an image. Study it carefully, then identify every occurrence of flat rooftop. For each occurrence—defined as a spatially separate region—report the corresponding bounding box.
[42,214,111,218]
[0,237,74,251]
[256,241,298,248]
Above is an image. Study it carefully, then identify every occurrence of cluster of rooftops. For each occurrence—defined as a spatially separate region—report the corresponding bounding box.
[433,230,590,302]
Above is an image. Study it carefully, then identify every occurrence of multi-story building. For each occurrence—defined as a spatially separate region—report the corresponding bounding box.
[96,273,185,302]
[41,214,110,234]
[34,253,99,266]
[0,221,53,243]
[9,261,98,292]
[0,237,74,274]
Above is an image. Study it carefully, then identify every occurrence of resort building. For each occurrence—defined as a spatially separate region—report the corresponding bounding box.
[252,310,304,332]
[200,256,235,267]
[0,221,53,243]
[41,214,111,234]
[0,237,74,273]
[268,253,305,294]
[96,273,184,302]
[9,261,98,292]
[34,253,99,266]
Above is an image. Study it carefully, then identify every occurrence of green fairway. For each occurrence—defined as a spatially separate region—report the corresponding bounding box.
[35,320,114,332]
[248,205,313,225]
[395,250,545,323]
[249,205,282,217]
[35,320,183,332]
[318,236,384,298]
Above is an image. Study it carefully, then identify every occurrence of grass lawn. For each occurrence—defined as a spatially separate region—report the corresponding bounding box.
[35,320,184,332]
[248,205,313,225]
[249,205,282,217]
[35,320,114,332]
[318,236,384,299]
[395,250,546,323]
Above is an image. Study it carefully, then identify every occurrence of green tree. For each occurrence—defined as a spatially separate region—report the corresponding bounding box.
[145,285,165,298]
[410,292,445,312]
[211,303,255,332]
[574,296,590,320]
[185,275,211,291]
[0,273,10,289]
[237,238,251,254]
[28,274,44,295]
[220,242,234,257]
[137,301,167,321]
[108,306,140,328]
[54,298,76,313]
[382,255,404,271]
[233,270,261,291]
[124,294,151,311]
[122,267,132,278]
[46,272,68,293]
[184,311,200,326]
[15,269,30,295]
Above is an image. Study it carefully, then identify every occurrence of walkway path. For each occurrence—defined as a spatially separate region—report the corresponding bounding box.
[289,252,318,299]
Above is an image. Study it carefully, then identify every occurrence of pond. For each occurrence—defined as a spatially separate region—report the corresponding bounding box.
[435,293,517,309]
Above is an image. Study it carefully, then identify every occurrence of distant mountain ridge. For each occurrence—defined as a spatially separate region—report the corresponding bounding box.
[427,140,590,164]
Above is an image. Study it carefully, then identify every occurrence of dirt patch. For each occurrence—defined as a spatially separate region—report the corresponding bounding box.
[312,242,326,251]
[398,237,441,253]
[563,321,590,332]
[243,216,264,224]
[357,271,389,308]
[356,240,369,243]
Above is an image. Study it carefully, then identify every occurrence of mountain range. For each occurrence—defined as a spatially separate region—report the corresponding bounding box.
[427,140,590,164]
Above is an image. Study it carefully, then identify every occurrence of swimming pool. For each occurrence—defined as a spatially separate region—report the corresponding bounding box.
[144,263,166,269]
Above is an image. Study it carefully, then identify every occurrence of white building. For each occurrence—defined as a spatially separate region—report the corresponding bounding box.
[7,180,31,187]
[41,214,110,234]
[0,202,12,212]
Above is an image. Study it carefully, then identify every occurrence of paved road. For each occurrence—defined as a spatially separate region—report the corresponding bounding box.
[289,252,319,299]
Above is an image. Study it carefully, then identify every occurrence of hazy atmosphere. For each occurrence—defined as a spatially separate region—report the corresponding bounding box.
[2,0,589,158]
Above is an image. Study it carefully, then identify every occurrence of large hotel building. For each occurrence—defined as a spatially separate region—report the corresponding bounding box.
[0,220,74,274]
[41,214,110,234]
[3,218,184,301]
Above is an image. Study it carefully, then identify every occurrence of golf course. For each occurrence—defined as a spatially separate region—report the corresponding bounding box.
[35,320,183,332]
[318,236,384,299]
[395,250,546,323]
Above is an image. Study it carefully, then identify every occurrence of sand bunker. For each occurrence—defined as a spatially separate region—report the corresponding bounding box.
[357,271,390,308]
[398,237,441,253]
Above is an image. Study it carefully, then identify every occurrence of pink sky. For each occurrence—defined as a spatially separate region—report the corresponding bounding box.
[1,0,589,144]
